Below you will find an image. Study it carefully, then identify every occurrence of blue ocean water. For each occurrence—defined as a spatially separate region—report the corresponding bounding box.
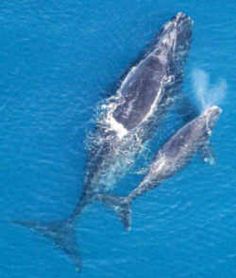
[0,1,236,277]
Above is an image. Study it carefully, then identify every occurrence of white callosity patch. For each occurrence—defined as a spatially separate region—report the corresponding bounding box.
[162,28,177,51]
[159,17,178,53]
[203,105,222,136]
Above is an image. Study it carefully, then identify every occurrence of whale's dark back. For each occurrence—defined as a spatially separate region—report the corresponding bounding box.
[161,116,205,159]
[113,55,166,130]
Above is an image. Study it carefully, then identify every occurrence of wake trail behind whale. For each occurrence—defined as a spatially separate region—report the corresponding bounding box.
[192,68,227,110]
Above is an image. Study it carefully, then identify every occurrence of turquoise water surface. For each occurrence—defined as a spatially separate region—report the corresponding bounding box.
[0,1,236,277]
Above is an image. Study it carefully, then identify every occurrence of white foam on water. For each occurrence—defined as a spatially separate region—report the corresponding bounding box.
[108,114,128,139]
[100,100,128,140]
[192,68,227,110]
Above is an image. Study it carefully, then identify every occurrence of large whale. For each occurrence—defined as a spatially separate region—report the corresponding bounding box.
[72,11,193,215]
[100,105,222,230]
[15,12,193,270]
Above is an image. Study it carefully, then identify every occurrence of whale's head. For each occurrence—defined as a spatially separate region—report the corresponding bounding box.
[157,12,193,63]
[203,105,222,131]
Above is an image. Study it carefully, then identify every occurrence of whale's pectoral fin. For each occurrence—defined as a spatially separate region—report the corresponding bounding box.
[95,194,132,231]
[200,142,215,165]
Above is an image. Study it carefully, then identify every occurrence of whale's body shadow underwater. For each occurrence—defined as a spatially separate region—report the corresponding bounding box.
[13,12,225,271]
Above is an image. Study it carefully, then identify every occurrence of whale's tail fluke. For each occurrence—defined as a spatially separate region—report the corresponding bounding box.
[96,195,132,231]
[12,219,81,271]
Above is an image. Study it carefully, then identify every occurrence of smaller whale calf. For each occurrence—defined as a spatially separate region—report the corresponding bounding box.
[99,105,222,230]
